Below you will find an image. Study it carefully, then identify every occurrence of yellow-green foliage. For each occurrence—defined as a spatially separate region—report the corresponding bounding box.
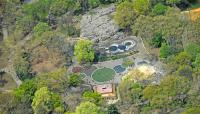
[114,1,138,28]
[74,39,94,64]
[32,87,64,114]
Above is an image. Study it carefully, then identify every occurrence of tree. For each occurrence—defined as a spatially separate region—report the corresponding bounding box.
[133,0,151,15]
[88,0,100,8]
[177,65,193,79]
[152,3,168,15]
[22,0,52,21]
[74,39,94,63]
[0,92,33,114]
[36,68,68,93]
[119,76,144,105]
[175,52,192,65]
[166,0,181,6]
[15,15,35,36]
[159,43,171,58]
[107,104,120,114]
[114,1,138,29]
[32,87,64,114]
[14,79,37,102]
[150,33,164,48]
[14,50,32,80]
[143,75,190,108]
[194,53,200,70]
[83,91,103,105]
[68,73,82,87]
[185,43,200,60]
[33,22,51,37]
[182,107,200,114]
[50,0,76,16]
[74,101,100,114]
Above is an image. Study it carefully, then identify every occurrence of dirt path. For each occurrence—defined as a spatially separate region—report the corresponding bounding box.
[2,32,33,86]
[2,27,8,40]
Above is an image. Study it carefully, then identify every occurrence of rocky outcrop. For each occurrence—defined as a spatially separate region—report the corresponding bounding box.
[80,4,125,41]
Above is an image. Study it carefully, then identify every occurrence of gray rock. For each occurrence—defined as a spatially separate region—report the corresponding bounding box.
[80,4,125,41]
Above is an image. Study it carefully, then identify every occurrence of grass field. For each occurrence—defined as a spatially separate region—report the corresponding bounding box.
[92,67,115,82]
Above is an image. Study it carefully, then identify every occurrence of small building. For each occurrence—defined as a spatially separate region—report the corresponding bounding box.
[93,84,116,99]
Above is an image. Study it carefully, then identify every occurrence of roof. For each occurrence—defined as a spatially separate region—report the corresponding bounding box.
[93,84,116,97]
[94,84,113,94]
[190,8,200,21]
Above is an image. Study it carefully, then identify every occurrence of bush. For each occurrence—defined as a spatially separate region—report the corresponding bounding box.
[159,43,171,58]
[88,0,101,8]
[152,3,168,15]
[150,33,165,48]
[68,73,82,87]
[122,58,134,67]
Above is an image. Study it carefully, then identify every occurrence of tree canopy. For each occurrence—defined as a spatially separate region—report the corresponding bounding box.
[74,39,94,63]
[114,1,138,29]
[32,87,64,114]
[74,101,100,114]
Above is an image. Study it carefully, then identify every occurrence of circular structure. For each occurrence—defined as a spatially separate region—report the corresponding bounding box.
[114,65,126,73]
[92,67,115,82]
[125,42,131,46]
[118,45,126,50]
[123,40,136,50]
[109,46,118,51]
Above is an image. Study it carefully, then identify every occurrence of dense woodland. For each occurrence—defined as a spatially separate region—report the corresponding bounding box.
[0,0,200,114]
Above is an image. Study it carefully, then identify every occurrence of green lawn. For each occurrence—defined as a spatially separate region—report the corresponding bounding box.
[92,67,115,82]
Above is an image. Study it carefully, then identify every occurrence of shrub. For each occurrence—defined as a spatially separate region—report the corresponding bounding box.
[152,3,168,15]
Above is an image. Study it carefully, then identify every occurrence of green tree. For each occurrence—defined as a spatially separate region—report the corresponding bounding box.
[88,0,101,8]
[166,0,181,6]
[83,91,103,105]
[107,104,120,114]
[68,73,82,87]
[175,52,192,65]
[22,0,52,21]
[14,50,32,80]
[177,65,193,79]
[15,15,35,36]
[32,87,64,114]
[133,0,151,15]
[50,0,76,16]
[75,101,100,114]
[150,33,164,48]
[119,77,144,105]
[74,39,94,63]
[14,79,37,102]
[152,3,168,15]
[0,92,34,114]
[143,75,190,108]
[185,43,200,60]
[194,53,200,70]
[159,43,171,58]
[182,107,200,114]
[36,68,68,93]
[114,1,138,29]
[33,22,51,37]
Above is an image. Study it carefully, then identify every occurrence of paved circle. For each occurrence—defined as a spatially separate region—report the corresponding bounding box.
[92,67,115,82]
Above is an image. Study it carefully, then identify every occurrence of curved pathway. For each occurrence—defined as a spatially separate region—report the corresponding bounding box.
[1,32,33,86]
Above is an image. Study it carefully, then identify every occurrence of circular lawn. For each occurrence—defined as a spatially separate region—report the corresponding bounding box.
[92,67,115,82]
